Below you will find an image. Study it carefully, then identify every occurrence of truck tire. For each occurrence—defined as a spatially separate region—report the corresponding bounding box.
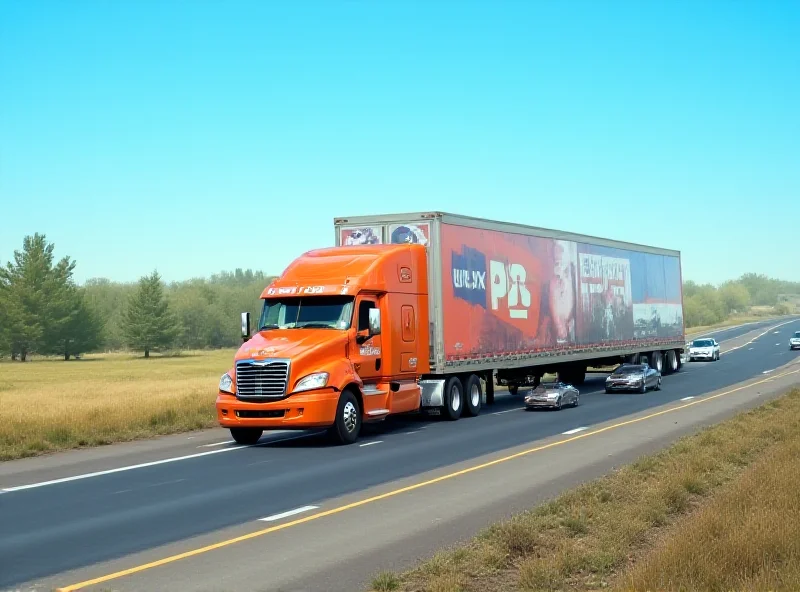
[463,374,482,417]
[230,428,263,446]
[328,390,361,445]
[665,350,679,374]
[508,384,519,396]
[651,351,663,373]
[443,376,463,421]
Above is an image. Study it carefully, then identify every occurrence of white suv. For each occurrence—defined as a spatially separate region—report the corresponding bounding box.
[790,331,800,351]
[688,337,720,361]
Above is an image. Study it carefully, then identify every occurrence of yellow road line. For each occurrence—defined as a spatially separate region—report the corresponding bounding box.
[57,367,800,591]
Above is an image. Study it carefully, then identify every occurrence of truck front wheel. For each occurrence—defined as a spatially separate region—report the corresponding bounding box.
[230,428,263,445]
[329,390,362,445]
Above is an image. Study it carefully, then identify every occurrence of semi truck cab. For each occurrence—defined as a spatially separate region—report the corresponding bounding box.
[216,243,430,445]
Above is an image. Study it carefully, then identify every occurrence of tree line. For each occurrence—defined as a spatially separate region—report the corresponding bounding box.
[1,234,273,360]
[683,274,800,327]
[1,234,799,360]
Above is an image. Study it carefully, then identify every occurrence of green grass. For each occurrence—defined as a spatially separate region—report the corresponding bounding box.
[368,386,800,592]
[0,350,234,460]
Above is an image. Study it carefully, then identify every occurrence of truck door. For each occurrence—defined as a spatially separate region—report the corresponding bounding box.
[352,296,383,383]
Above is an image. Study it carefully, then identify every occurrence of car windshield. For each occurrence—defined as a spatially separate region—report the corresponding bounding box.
[536,382,562,389]
[794,332,800,338]
[613,364,643,374]
[259,296,355,330]
[692,339,714,347]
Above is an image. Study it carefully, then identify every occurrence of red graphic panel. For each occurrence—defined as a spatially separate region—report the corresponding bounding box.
[439,223,684,361]
[440,224,579,360]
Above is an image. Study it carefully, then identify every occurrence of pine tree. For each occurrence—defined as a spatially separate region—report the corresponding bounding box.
[54,288,104,360]
[0,234,77,361]
[122,271,180,357]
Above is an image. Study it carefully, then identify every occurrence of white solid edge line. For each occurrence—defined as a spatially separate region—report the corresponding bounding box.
[198,440,235,448]
[681,396,695,401]
[359,441,383,447]
[562,427,588,435]
[1,432,320,493]
[258,505,319,522]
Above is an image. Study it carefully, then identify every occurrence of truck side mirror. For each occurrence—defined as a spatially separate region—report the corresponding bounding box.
[368,308,381,336]
[241,312,251,342]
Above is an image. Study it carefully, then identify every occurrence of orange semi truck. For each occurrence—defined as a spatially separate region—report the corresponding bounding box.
[216,212,686,445]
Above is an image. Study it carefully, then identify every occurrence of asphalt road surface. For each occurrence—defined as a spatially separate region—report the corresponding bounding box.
[2,318,799,592]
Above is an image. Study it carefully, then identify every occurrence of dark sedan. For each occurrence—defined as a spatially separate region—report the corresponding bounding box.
[605,362,662,394]
[524,381,580,410]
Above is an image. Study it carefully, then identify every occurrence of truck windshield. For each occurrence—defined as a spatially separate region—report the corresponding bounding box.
[259,296,355,330]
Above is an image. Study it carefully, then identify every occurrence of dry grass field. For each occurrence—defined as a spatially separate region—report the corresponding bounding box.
[370,387,800,592]
[0,350,234,461]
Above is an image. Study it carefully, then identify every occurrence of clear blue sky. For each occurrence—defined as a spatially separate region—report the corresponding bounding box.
[1,0,798,286]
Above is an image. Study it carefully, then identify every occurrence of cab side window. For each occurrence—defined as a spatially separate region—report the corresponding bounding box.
[358,301,376,332]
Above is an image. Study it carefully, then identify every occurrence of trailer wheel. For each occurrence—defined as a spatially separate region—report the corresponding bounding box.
[665,350,679,374]
[651,351,663,373]
[463,374,482,417]
[443,376,464,421]
[508,384,519,396]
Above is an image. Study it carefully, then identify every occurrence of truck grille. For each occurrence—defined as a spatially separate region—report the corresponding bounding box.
[235,360,290,399]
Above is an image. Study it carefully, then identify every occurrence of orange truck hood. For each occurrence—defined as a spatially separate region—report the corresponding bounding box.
[235,329,348,363]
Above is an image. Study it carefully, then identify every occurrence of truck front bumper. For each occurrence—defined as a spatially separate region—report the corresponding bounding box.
[216,390,341,430]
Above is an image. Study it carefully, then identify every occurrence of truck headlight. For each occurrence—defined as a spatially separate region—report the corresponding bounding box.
[219,373,234,394]
[294,372,329,392]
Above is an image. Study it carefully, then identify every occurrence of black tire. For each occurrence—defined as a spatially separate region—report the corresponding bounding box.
[463,374,482,417]
[639,381,647,394]
[328,390,361,445]
[556,398,563,411]
[443,376,464,420]
[664,350,679,374]
[230,427,263,445]
[573,394,579,407]
[605,387,611,394]
[508,384,519,396]
[651,351,663,373]
[655,377,662,391]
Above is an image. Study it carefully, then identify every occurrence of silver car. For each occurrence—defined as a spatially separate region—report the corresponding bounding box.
[790,331,800,351]
[688,337,720,361]
[605,362,662,394]
[524,381,580,410]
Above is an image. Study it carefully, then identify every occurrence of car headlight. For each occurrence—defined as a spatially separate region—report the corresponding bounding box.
[294,372,329,392]
[219,373,234,393]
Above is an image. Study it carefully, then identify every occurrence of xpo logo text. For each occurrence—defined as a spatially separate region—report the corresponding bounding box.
[490,260,530,319]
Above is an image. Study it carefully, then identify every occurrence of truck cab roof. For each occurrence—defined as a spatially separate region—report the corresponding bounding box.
[261,243,428,299]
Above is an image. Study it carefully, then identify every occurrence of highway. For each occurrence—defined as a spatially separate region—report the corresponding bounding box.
[2,317,799,592]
